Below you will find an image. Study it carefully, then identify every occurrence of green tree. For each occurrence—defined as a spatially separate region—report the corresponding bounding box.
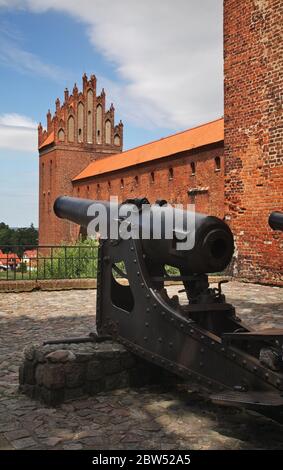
[0,222,38,255]
[0,223,14,252]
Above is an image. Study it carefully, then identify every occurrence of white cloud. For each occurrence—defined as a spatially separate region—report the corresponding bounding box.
[0,36,67,81]
[1,0,223,129]
[0,113,37,151]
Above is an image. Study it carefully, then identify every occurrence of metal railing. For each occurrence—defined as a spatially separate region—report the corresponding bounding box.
[0,245,99,281]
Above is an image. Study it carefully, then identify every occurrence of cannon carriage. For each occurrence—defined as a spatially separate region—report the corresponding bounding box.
[54,196,283,421]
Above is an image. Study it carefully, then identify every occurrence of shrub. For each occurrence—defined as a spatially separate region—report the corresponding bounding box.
[37,239,99,279]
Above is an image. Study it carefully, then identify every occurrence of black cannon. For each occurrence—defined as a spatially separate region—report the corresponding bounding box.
[54,196,283,420]
[269,211,283,232]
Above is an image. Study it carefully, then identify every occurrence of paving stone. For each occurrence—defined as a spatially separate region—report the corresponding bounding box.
[0,433,13,450]
[44,437,62,446]
[63,443,83,450]
[4,429,30,441]
[0,284,282,450]
[12,437,37,449]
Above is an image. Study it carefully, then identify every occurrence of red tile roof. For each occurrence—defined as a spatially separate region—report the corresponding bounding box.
[0,252,20,263]
[39,131,54,149]
[23,250,37,258]
[73,118,224,182]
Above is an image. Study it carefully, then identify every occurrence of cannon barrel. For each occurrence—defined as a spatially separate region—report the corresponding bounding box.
[54,196,234,274]
[269,212,283,232]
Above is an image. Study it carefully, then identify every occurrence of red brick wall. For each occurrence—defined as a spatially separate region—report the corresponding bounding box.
[73,143,224,217]
[39,147,95,244]
[224,0,283,285]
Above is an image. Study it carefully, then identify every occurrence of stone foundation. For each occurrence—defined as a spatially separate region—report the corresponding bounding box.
[19,340,177,406]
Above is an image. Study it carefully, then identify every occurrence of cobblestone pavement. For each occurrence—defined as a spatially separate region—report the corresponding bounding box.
[0,282,283,450]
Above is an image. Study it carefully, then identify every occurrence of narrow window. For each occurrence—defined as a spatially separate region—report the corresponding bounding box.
[87,89,93,143]
[58,128,65,142]
[215,156,221,171]
[105,119,111,144]
[96,104,102,144]
[134,175,139,186]
[191,162,196,176]
[169,168,174,181]
[114,134,120,146]
[77,101,84,143]
[150,171,155,183]
[68,116,75,142]
[108,181,111,190]
[120,178,124,189]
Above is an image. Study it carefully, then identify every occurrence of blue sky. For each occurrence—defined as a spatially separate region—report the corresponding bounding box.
[0,1,223,227]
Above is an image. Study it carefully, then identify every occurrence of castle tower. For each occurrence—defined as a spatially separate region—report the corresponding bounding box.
[224,0,283,284]
[38,74,123,245]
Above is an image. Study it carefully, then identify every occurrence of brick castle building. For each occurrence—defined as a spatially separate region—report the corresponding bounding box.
[38,73,123,245]
[39,0,282,285]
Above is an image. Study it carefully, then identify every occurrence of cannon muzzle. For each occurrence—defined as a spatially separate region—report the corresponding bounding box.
[269,212,283,232]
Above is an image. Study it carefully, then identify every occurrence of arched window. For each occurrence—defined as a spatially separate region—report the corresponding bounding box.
[58,128,65,142]
[96,104,102,144]
[87,89,93,143]
[169,168,174,180]
[120,178,124,189]
[134,175,139,186]
[150,171,155,183]
[105,119,111,144]
[114,134,120,146]
[87,185,90,194]
[77,102,84,143]
[191,162,196,176]
[215,156,221,171]
[68,116,75,142]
